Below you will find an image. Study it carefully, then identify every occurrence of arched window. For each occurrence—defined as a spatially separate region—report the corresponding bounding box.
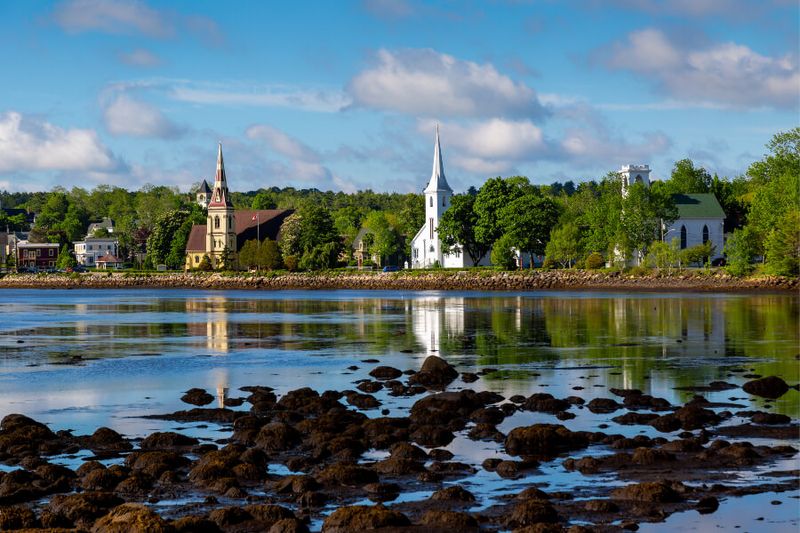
[634,174,643,184]
[228,216,232,227]
[429,197,433,207]
[214,216,220,229]
[702,225,709,244]
[442,196,446,207]
[680,225,687,249]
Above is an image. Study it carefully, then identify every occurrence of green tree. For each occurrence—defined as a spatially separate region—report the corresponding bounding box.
[646,239,680,273]
[724,227,756,277]
[55,245,77,269]
[545,223,581,268]
[146,210,189,268]
[363,211,402,266]
[491,233,517,270]
[219,245,234,270]
[681,242,715,266]
[498,191,560,264]
[747,127,800,185]
[197,254,213,271]
[238,239,259,270]
[251,191,277,210]
[664,159,712,194]
[279,213,303,258]
[258,239,282,270]
[299,241,339,270]
[619,182,677,264]
[763,211,800,276]
[474,177,525,247]
[438,194,489,265]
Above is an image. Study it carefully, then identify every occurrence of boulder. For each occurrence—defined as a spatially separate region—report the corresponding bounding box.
[505,424,590,457]
[181,388,215,406]
[611,481,683,502]
[505,500,559,528]
[407,356,459,389]
[420,510,478,529]
[431,485,475,502]
[742,376,790,399]
[322,505,410,532]
[139,432,199,450]
[90,503,171,533]
[0,505,39,529]
[369,366,403,380]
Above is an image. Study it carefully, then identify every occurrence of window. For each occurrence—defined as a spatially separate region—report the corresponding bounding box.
[88,245,92,251]
[702,225,709,244]
[680,225,687,249]
[49,249,54,256]
[214,216,220,229]
[429,218,434,239]
[228,216,232,227]
[442,196,446,207]
[634,174,643,184]
[195,255,200,264]
[429,196,433,207]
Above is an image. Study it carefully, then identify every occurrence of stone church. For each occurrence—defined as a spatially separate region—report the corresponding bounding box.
[185,144,293,269]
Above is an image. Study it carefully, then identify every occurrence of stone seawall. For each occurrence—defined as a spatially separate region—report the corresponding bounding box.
[0,270,796,292]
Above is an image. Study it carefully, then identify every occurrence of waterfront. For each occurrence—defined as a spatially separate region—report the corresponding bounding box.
[0,288,797,531]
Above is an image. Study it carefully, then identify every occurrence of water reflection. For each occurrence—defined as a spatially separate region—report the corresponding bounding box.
[0,290,797,418]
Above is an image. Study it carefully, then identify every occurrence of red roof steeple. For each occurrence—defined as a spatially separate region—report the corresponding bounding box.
[208,142,232,208]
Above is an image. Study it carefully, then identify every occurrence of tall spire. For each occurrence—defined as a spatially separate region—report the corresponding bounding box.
[208,142,233,208]
[425,124,452,193]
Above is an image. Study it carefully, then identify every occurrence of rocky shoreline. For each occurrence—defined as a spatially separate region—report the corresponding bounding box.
[0,270,797,293]
[0,356,797,532]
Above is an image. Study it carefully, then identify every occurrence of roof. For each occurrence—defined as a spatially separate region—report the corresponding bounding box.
[208,143,233,208]
[96,254,122,263]
[87,217,114,234]
[18,241,59,248]
[186,225,207,252]
[197,179,211,194]
[235,209,293,249]
[424,125,452,193]
[672,193,725,219]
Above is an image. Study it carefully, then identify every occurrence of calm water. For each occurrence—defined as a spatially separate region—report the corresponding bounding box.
[0,289,797,529]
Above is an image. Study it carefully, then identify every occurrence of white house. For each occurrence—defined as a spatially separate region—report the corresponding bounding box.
[74,238,119,267]
[410,128,490,269]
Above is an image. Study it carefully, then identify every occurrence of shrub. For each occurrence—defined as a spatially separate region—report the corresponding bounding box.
[585,252,604,270]
[197,255,213,272]
[284,255,298,272]
[491,234,517,270]
[541,257,555,270]
[764,211,800,277]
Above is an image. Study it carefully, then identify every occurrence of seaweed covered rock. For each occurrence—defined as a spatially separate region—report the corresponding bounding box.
[90,503,171,533]
[611,481,684,503]
[742,376,790,399]
[181,388,215,406]
[505,424,590,457]
[42,492,123,529]
[407,356,459,389]
[322,505,410,532]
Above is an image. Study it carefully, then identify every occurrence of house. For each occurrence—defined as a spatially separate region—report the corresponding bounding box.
[16,242,60,270]
[410,127,490,269]
[665,194,725,261]
[87,217,114,236]
[96,253,123,270]
[184,144,294,270]
[74,238,119,267]
[196,180,212,209]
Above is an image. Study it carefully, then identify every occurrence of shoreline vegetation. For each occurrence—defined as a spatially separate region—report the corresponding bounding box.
[0,269,796,293]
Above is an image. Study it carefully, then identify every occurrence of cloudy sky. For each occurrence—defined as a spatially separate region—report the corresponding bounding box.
[0,0,796,193]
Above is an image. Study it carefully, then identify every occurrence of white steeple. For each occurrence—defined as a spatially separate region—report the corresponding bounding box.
[425,125,452,193]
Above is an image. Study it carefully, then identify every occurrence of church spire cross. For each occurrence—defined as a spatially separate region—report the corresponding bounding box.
[425,125,452,193]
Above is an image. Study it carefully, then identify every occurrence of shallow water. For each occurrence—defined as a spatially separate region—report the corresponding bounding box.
[0,288,797,529]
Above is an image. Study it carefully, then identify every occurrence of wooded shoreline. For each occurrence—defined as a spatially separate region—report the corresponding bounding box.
[0,270,796,293]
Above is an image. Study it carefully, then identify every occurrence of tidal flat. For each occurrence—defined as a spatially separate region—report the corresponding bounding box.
[0,289,797,532]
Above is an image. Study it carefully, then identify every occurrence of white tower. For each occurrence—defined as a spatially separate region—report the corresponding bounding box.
[423,126,453,266]
[619,164,651,196]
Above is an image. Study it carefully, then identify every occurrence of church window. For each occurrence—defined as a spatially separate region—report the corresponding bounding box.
[429,197,433,207]
[442,196,446,207]
[429,218,434,239]
[634,174,643,184]
[215,192,220,202]
[702,225,709,244]
[195,256,199,264]
[214,216,220,229]
[680,225,687,249]
[228,216,232,227]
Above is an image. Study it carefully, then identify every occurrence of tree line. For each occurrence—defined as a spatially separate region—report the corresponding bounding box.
[1,128,796,276]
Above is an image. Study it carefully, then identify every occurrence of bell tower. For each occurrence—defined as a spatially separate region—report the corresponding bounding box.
[423,125,453,265]
[206,143,236,268]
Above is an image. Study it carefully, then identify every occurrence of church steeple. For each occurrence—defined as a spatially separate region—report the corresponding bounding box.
[208,143,232,208]
[425,125,452,193]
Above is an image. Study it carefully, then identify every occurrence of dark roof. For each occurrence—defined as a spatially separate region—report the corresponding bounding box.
[186,225,207,252]
[197,180,211,194]
[672,193,725,219]
[235,209,293,249]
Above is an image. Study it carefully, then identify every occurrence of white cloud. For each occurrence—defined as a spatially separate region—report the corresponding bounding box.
[119,48,161,67]
[602,28,799,109]
[53,0,171,37]
[246,125,320,162]
[0,111,120,173]
[102,93,182,138]
[347,48,546,118]
[171,83,349,113]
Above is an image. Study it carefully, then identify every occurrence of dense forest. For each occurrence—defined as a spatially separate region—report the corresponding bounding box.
[1,128,797,276]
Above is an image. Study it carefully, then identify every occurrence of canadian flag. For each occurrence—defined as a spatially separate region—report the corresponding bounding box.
[252,214,259,221]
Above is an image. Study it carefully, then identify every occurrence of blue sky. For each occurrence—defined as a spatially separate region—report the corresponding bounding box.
[0,0,796,194]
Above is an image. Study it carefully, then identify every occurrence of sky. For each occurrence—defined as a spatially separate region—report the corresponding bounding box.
[0,0,797,194]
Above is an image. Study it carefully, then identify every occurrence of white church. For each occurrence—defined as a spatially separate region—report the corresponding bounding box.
[619,164,725,263]
[410,128,491,269]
